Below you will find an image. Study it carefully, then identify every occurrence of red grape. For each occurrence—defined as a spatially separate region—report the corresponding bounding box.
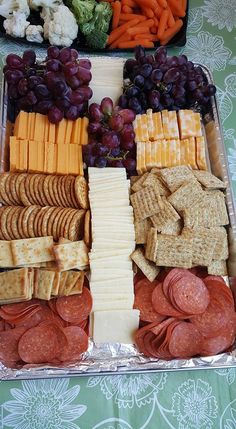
[35,84,50,99]
[55,97,71,111]
[70,49,79,61]
[102,131,120,149]
[101,97,113,115]
[88,122,101,134]
[65,105,80,120]
[123,158,136,171]
[111,159,124,168]
[78,86,93,101]
[48,106,64,124]
[65,75,81,89]
[6,54,24,69]
[89,103,103,122]
[18,78,28,96]
[118,109,135,124]
[47,46,60,59]
[5,69,24,84]
[109,113,124,132]
[79,59,91,70]
[120,124,135,143]
[23,50,36,67]
[77,67,92,84]
[120,139,135,151]
[36,100,54,114]
[64,61,79,77]
[95,157,107,168]
[70,90,84,105]
[59,47,71,64]
[46,59,61,72]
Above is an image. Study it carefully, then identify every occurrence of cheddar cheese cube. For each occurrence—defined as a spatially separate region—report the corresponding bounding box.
[56,118,67,144]
[57,143,69,174]
[71,118,81,144]
[44,142,55,174]
[69,144,80,175]
[180,139,188,165]
[34,113,46,142]
[28,140,38,172]
[65,120,73,144]
[80,117,89,145]
[19,139,28,171]
[48,123,56,144]
[153,112,164,139]
[146,109,154,141]
[14,111,28,139]
[169,139,177,167]
[193,112,202,137]
[37,141,45,172]
[162,110,179,139]
[188,137,197,169]
[175,139,181,166]
[9,136,18,171]
[29,113,36,141]
[145,141,152,170]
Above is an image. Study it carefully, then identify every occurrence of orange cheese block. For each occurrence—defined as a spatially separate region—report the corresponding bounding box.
[162,110,179,140]
[28,140,38,172]
[29,113,36,141]
[69,144,81,175]
[37,141,45,172]
[71,118,81,144]
[57,143,69,174]
[9,136,18,171]
[80,117,89,145]
[65,120,73,144]
[180,139,188,165]
[48,122,56,144]
[153,112,164,140]
[44,142,55,174]
[19,139,28,171]
[56,118,67,144]
[14,111,28,139]
[34,113,46,142]
[145,141,152,170]
[188,137,198,169]
[146,109,154,141]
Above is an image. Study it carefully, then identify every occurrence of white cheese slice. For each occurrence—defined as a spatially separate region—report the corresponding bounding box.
[93,309,140,344]
[90,278,134,289]
[92,299,134,311]
[90,269,133,282]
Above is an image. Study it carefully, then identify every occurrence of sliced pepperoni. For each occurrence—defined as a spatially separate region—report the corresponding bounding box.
[18,324,61,364]
[59,326,88,362]
[152,283,186,318]
[56,288,92,324]
[169,322,202,358]
[0,327,26,363]
[200,320,235,356]
[134,280,166,323]
[204,278,235,312]
[170,276,210,315]
[162,268,194,298]
[0,319,4,331]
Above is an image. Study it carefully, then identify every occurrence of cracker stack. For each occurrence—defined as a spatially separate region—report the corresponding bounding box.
[133,109,207,172]
[88,167,140,344]
[130,166,229,276]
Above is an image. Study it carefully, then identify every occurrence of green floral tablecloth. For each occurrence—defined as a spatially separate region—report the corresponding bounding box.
[0,0,236,428]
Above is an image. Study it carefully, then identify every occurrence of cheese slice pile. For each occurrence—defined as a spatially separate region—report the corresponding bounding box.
[133,109,207,173]
[88,167,140,344]
[90,57,124,105]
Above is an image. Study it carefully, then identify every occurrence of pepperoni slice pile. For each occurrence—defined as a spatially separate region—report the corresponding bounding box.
[0,288,92,367]
[134,269,236,360]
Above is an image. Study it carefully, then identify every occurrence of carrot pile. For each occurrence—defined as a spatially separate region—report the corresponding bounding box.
[100,0,187,49]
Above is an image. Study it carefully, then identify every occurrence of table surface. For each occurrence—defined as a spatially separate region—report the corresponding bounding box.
[0,0,236,428]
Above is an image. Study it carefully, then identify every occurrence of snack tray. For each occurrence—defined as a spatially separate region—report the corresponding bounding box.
[0,62,236,380]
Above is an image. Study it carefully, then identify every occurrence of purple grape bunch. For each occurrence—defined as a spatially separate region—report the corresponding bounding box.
[118,45,216,114]
[4,47,93,124]
[84,97,136,174]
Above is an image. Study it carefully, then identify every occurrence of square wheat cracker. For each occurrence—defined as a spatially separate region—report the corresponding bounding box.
[155,235,193,268]
[160,166,196,192]
[130,186,163,221]
[168,180,205,212]
[208,260,228,276]
[145,227,158,262]
[192,170,226,189]
[131,248,160,282]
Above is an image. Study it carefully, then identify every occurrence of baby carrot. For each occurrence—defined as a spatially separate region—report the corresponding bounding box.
[119,13,146,20]
[135,0,156,9]
[109,33,132,48]
[121,0,136,7]
[136,18,155,27]
[108,18,140,44]
[182,0,187,12]
[153,2,162,18]
[122,4,133,13]
[142,7,154,17]
[157,8,169,39]
[117,40,154,48]
[134,33,158,41]
[112,1,122,30]
[157,0,167,7]
[167,6,175,27]
[150,25,157,33]
[167,0,185,17]
[160,18,183,44]
[127,25,152,35]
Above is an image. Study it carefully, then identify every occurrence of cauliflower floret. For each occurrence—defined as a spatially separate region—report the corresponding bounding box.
[46,5,78,47]
[3,10,30,38]
[0,0,30,18]
[26,24,44,43]
[28,0,63,11]
[40,7,53,39]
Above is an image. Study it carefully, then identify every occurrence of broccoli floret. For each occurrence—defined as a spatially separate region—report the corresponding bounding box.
[71,0,95,24]
[80,20,94,36]
[93,2,112,33]
[86,29,108,49]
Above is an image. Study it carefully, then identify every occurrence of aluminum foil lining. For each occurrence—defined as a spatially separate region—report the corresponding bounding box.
[0,62,236,380]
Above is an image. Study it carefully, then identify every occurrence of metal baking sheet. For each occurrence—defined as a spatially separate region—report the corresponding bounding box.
[0,61,236,380]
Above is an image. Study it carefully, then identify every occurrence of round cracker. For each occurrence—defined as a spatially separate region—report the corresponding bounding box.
[28,174,40,205]
[1,206,15,240]
[7,206,21,239]
[19,176,32,206]
[41,206,57,236]
[68,209,86,241]
[37,175,49,207]
[70,179,78,208]
[84,210,91,248]
[8,174,21,205]
[28,207,41,238]
[26,175,36,205]
[11,206,23,239]
[43,175,54,206]
[48,175,58,206]
[61,176,71,207]
[33,208,44,237]
[0,173,14,205]
[52,175,62,207]
[74,176,89,209]
[33,174,45,206]
[36,206,51,237]
[57,176,66,207]
[60,208,77,240]
[15,173,27,204]
[56,208,71,239]
[52,207,64,241]
[17,207,30,238]
[5,174,18,205]
[22,205,39,238]
[64,176,75,207]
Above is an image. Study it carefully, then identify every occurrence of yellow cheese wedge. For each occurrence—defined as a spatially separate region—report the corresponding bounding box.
[44,142,55,174]
[71,118,81,144]
[69,144,80,175]
[169,139,177,167]
[14,111,28,139]
[160,139,167,167]
[188,137,197,169]
[180,139,188,165]
[184,139,190,167]
[37,141,45,172]
[165,111,179,139]
[133,117,140,143]
[78,145,83,175]
[57,143,69,174]
[146,109,154,141]
[28,140,38,172]
[153,112,164,139]
[154,140,162,167]
[165,140,171,167]
[178,109,194,139]
[196,136,207,170]
[56,118,67,144]
[9,136,18,171]
[80,117,89,145]
[48,123,56,143]
[34,113,46,142]
[65,120,73,144]
[19,140,28,171]
[150,141,156,169]
[29,113,36,141]
[141,114,149,142]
